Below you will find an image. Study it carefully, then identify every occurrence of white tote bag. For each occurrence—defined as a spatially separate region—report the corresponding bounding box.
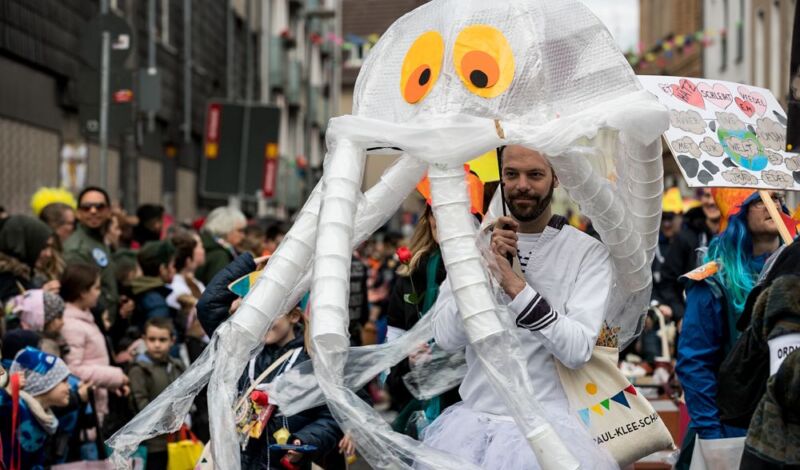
[555,346,675,467]
[689,437,745,470]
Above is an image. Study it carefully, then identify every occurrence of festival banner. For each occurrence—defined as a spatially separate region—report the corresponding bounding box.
[639,76,798,191]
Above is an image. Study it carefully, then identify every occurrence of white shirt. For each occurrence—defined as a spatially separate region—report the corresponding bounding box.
[166,273,206,311]
[430,221,612,415]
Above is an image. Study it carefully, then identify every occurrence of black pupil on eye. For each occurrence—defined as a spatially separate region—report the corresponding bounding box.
[470,70,488,88]
[418,68,431,86]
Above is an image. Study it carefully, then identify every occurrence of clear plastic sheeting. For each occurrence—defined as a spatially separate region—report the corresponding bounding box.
[268,312,438,415]
[403,345,467,401]
[107,155,427,468]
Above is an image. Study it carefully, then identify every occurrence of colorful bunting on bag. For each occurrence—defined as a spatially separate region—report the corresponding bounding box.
[576,383,639,426]
[610,390,630,409]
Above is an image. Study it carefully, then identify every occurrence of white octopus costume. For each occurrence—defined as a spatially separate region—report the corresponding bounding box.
[109,1,669,469]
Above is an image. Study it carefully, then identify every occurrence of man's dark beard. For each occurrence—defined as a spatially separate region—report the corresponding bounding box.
[505,179,555,222]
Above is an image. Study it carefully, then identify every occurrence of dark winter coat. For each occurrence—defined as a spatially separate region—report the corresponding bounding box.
[0,215,52,303]
[240,334,343,470]
[195,231,237,286]
[63,223,119,322]
[0,386,53,470]
[386,251,453,413]
[128,352,186,452]
[130,276,175,333]
[660,207,716,319]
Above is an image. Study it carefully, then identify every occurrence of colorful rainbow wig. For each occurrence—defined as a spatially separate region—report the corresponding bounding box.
[704,202,760,314]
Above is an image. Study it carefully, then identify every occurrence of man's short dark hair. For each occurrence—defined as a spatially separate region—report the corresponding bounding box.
[78,186,111,206]
[144,317,175,337]
[265,224,286,241]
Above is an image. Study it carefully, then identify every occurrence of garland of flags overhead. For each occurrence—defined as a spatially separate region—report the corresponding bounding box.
[624,25,740,70]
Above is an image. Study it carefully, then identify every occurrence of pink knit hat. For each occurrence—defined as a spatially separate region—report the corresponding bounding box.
[7,289,65,332]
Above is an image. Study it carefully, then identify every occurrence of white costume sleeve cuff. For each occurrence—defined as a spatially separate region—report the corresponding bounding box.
[508,284,559,331]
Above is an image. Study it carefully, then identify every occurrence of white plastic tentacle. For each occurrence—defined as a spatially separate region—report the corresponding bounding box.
[309,140,476,470]
[427,165,580,470]
[208,183,326,467]
[106,155,427,468]
[210,152,432,468]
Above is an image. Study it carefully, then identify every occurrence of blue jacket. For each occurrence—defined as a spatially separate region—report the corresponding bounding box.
[197,252,256,336]
[0,386,50,470]
[239,335,343,470]
[676,278,748,439]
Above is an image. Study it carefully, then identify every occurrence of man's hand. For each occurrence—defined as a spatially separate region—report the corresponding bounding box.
[491,216,519,259]
[491,217,526,298]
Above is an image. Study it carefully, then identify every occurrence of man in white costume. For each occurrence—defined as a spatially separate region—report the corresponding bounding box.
[424,145,618,469]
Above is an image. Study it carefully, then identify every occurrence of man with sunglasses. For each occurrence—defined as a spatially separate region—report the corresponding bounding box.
[63,186,120,323]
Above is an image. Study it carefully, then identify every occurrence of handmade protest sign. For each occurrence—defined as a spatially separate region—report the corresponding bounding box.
[639,76,799,191]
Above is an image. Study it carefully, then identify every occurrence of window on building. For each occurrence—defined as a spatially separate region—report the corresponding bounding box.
[755,9,766,87]
[736,0,744,63]
[770,0,781,95]
[721,0,729,72]
[158,0,171,46]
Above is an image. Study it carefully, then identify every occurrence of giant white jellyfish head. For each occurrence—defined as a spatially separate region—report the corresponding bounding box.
[353,0,641,126]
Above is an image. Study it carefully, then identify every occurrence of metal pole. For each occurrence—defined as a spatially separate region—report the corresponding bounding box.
[147,0,157,132]
[183,0,192,143]
[237,0,253,205]
[99,30,110,189]
[332,0,342,117]
[227,0,235,100]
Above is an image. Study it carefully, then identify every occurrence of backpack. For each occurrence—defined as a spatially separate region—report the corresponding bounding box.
[715,324,769,428]
[715,283,769,429]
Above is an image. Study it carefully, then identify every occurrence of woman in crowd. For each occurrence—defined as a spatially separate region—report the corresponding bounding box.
[0,215,55,304]
[195,207,247,285]
[676,189,787,464]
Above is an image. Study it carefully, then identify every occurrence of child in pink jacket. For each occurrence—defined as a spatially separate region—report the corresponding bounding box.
[60,263,129,424]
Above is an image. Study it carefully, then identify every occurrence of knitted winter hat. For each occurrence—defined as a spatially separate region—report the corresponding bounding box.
[8,290,65,332]
[9,347,70,397]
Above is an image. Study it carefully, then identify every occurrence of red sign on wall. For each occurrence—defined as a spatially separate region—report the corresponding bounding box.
[204,103,221,159]
[262,142,279,197]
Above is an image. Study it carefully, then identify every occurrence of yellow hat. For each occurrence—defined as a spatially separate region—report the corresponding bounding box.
[662,188,683,214]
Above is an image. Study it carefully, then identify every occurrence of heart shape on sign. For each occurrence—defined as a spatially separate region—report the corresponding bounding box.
[670,79,705,109]
[737,86,768,116]
[697,82,732,109]
[735,97,755,117]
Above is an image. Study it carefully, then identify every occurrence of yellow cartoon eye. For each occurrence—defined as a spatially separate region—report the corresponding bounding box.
[400,31,444,104]
[454,25,515,98]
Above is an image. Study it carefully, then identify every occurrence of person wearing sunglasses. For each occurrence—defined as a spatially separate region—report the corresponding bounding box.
[63,186,120,325]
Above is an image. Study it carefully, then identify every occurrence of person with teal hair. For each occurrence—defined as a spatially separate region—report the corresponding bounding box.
[676,189,788,466]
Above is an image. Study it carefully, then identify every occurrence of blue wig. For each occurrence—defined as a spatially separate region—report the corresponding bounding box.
[703,204,759,314]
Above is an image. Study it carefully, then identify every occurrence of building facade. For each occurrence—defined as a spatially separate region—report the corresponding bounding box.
[703,0,752,83]
[0,0,335,221]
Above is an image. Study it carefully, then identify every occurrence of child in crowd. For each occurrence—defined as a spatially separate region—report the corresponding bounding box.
[128,317,185,470]
[131,240,176,333]
[0,347,71,469]
[5,289,65,337]
[60,263,129,425]
[196,253,346,469]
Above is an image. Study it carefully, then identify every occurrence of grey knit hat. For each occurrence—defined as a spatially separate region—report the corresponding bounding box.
[9,347,70,396]
[42,291,65,325]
